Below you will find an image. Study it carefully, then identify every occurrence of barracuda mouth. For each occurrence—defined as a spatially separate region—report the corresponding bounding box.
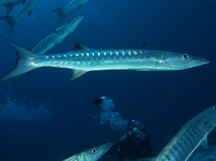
[189,57,210,66]
[98,143,113,158]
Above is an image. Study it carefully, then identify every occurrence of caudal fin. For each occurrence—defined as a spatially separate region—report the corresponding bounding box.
[0,36,38,82]
[5,4,14,16]
[51,7,65,26]
[0,16,15,34]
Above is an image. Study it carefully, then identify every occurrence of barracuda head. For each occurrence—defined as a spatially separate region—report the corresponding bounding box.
[60,15,84,33]
[165,52,209,70]
[63,143,113,161]
[50,15,84,41]
[206,104,216,125]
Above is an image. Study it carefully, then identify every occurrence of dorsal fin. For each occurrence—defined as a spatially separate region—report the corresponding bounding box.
[73,41,90,51]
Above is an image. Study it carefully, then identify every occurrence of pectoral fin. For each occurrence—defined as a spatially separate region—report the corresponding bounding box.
[150,55,164,62]
[52,28,62,34]
[54,40,61,46]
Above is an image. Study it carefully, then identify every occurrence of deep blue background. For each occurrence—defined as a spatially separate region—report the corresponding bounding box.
[0,0,216,160]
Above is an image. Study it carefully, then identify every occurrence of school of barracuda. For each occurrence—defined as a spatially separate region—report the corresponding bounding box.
[0,1,214,161]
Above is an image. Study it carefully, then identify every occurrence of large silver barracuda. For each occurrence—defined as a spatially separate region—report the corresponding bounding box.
[51,0,89,26]
[62,143,113,161]
[0,0,39,34]
[31,15,84,55]
[0,36,209,82]
[139,104,216,161]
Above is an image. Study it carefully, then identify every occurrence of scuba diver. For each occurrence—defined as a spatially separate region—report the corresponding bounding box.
[105,120,153,161]
[90,97,153,160]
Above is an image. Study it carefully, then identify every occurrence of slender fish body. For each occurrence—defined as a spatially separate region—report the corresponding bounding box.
[0,36,209,82]
[140,104,216,161]
[12,0,39,20]
[0,0,39,34]
[62,143,113,161]
[62,0,89,12]
[31,15,84,55]
[51,0,89,26]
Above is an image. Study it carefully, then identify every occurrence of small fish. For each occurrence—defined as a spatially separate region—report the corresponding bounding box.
[63,143,113,161]
[91,98,103,105]
[0,0,39,34]
[139,104,216,161]
[142,43,146,48]
[0,36,209,82]
[51,0,89,26]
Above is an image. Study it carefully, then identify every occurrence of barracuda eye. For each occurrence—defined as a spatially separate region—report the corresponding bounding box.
[67,20,71,24]
[182,54,189,59]
[91,148,97,154]
[213,106,216,110]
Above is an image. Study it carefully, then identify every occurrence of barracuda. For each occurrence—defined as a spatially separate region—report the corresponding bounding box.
[0,0,39,34]
[0,36,209,82]
[31,15,84,55]
[62,143,113,161]
[51,0,89,26]
[139,104,216,161]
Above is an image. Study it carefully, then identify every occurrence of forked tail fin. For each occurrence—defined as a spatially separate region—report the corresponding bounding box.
[0,36,38,82]
[5,4,14,16]
[51,7,65,26]
[0,16,15,34]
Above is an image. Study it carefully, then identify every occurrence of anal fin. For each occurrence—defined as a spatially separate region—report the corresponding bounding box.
[71,69,87,80]
[200,136,208,149]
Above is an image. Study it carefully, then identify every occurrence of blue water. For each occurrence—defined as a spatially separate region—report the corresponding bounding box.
[0,0,215,160]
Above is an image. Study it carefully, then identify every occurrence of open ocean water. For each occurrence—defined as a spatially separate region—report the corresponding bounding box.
[0,0,215,160]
